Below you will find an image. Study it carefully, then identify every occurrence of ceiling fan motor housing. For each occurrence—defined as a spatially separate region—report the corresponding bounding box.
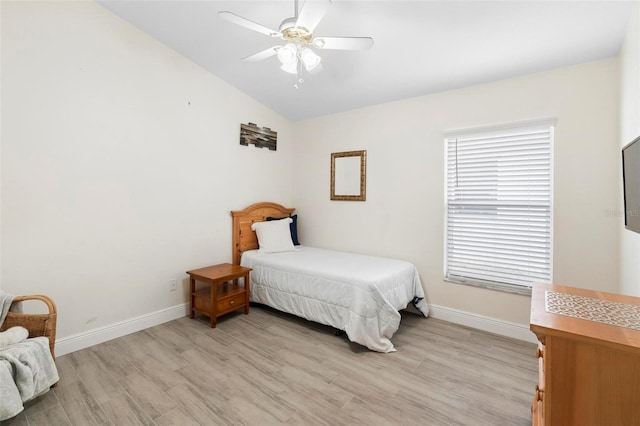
[279,18,312,43]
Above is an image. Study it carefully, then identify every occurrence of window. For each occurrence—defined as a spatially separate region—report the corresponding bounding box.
[444,120,554,294]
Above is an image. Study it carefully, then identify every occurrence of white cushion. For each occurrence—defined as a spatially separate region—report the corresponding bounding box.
[251,218,295,253]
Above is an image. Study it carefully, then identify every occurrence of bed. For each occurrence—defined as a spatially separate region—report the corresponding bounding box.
[231,202,429,353]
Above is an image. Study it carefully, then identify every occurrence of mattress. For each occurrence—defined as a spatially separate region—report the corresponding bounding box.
[241,245,429,352]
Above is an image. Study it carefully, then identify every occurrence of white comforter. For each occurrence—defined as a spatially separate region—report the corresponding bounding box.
[241,246,429,352]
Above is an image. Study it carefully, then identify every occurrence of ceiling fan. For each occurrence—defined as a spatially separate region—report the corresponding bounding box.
[219,0,374,76]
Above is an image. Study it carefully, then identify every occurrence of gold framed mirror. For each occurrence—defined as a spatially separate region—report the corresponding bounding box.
[330,150,366,201]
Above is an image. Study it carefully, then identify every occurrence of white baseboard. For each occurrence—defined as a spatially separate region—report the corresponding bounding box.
[428,304,538,344]
[55,302,535,356]
[55,303,189,356]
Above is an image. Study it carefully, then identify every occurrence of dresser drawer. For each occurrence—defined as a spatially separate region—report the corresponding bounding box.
[217,293,246,314]
[532,397,543,426]
[537,342,545,394]
[532,340,545,425]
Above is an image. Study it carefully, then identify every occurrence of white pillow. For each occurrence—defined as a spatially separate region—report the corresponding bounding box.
[251,218,295,253]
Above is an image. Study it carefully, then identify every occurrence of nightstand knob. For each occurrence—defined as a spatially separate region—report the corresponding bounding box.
[536,347,544,358]
[230,300,235,305]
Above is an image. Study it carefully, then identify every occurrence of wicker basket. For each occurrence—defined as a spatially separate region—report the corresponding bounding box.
[0,295,57,358]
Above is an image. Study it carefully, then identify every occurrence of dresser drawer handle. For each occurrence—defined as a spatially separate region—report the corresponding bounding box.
[536,385,544,401]
[230,300,235,305]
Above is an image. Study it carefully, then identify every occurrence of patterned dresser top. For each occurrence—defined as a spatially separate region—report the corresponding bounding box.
[545,290,640,331]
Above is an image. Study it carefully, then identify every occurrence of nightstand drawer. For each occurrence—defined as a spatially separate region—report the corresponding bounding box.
[217,293,246,314]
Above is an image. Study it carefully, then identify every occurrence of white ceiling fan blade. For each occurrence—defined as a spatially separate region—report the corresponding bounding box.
[219,11,282,38]
[295,0,332,33]
[313,36,374,51]
[242,47,279,62]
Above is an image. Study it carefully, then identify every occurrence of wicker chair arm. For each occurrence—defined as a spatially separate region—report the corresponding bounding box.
[11,295,57,315]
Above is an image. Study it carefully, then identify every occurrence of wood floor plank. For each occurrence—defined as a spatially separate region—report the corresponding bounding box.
[74,361,125,405]
[117,371,176,420]
[418,404,481,426]
[339,388,424,424]
[279,364,354,409]
[225,395,283,425]
[342,396,417,426]
[154,407,200,426]
[142,339,190,371]
[164,383,235,426]
[181,333,236,364]
[52,380,109,425]
[226,353,290,395]
[221,374,299,424]
[130,352,189,392]
[26,405,72,426]
[177,346,231,387]
[145,323,195,355]
[53,356,81,385]
[199,326,239,347]
[89,342,141,380]
[278,388,365,426]
[273,345,340,384]
[106,330,155,360]
[99,394,155,426]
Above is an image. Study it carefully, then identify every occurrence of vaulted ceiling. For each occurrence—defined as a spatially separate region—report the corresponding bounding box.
[98,1,635,120]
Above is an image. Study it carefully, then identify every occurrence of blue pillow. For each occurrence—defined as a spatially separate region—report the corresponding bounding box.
[266,214,299,245]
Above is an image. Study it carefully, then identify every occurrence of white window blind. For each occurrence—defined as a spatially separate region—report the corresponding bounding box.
[445,121,553,292]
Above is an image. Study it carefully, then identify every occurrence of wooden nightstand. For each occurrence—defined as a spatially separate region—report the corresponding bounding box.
[186,263,251,328]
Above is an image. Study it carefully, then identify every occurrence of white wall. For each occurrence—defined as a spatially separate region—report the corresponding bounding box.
[1,1,293,342]
[620,3,640,297]
[293,60,620,327]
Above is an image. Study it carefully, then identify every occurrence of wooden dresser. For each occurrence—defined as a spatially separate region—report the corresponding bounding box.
[530,283,640,426]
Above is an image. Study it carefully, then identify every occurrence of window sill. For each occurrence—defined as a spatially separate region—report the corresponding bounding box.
[445,277,533,296]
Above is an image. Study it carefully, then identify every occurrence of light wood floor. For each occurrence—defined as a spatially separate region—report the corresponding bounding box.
[4,306,537,426]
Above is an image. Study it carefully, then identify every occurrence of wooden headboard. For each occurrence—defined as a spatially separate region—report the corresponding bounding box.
[230,202,295,265]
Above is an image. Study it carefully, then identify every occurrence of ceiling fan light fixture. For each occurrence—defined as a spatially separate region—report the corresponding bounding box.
[277,43,298,65]
[280,61,298,74]
[300,47,321,71]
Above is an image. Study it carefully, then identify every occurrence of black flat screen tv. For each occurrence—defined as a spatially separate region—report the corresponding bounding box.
[623,136,640,233]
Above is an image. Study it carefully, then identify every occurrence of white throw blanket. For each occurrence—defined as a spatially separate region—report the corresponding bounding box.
[0,290,15,326]
[0,337,59,420]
